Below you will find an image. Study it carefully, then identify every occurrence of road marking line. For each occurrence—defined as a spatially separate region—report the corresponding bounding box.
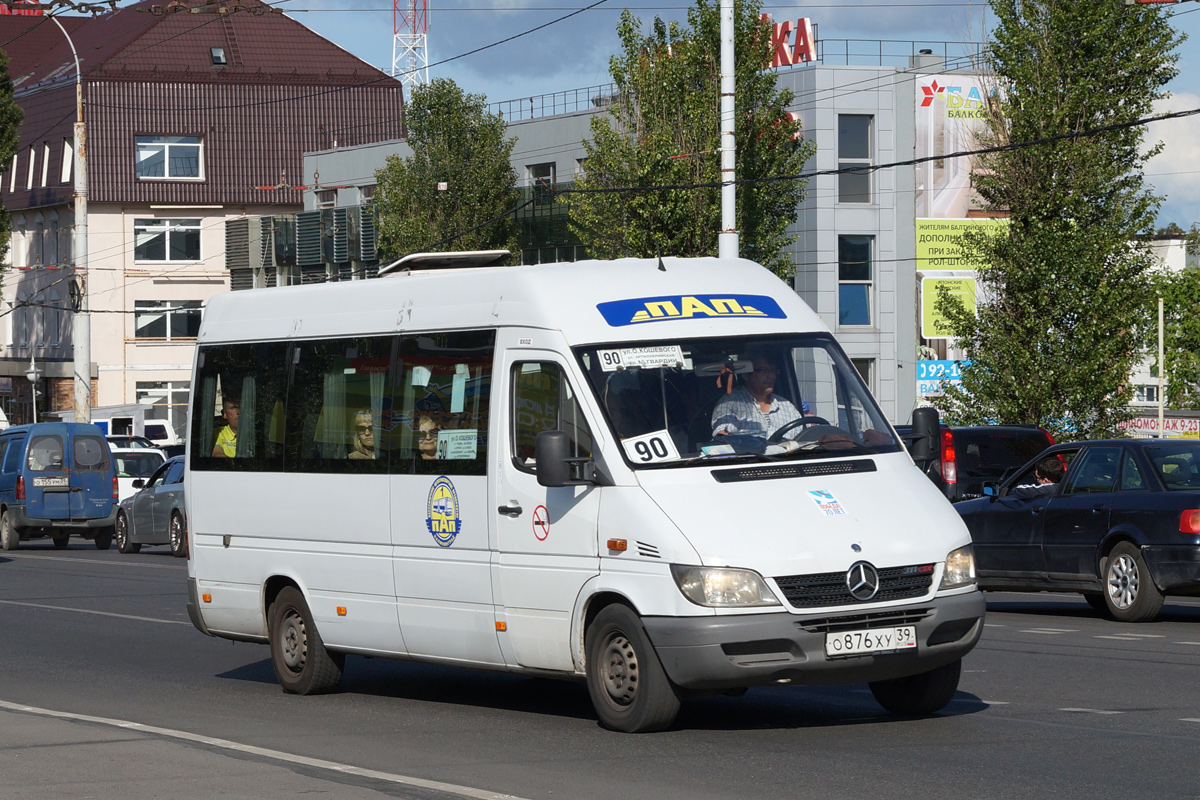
[983,623,1006,627]
[981,700,1009,705]
[1095,635,1143,641]
[1180,718,1200,723]
[0,600,189,625]
[0,700,526,800]
[1060,708,1123,715]
[1,553,182,570]
[1110,633,1166,638]
[1175,642,1200,646]
[1020,629,1070,634]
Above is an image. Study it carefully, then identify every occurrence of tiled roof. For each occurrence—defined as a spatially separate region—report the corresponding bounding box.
[1,0,392,93]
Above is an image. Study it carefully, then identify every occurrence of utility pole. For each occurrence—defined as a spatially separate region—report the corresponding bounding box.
[49,14,90,423]
[717,0,738,259]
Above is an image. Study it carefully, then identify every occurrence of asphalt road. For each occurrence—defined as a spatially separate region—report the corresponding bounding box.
[3,544,1200,800]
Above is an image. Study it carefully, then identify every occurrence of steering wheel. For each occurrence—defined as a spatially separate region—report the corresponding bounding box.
[768,416,832,443]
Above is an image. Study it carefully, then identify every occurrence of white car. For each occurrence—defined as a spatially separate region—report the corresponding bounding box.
[110,447,166,503]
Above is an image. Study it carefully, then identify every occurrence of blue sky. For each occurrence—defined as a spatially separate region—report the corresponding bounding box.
[279,0,1200,229]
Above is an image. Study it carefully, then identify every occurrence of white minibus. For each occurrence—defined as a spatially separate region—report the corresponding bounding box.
[185,254,983,732]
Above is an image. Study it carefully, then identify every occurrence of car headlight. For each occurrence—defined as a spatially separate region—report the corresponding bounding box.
[670,565,782,607]
[940,545,976,590]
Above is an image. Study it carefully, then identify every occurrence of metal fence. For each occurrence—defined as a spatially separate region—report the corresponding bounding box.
[487,83,620,122]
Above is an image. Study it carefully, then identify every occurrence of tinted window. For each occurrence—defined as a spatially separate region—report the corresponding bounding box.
[164,460,185,484]
[28,435,65,472]
[114,451,162,477]
[1063,446,1121,494]
[73,436,111,471]
[952,428,1051,495]
[1144,443,1200,491]
[190,341,290,472]
[3,437,26,472]
[1120,451,1147,491]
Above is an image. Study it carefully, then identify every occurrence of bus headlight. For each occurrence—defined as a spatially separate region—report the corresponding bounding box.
[940,545,976,590]
[670,565,782,607]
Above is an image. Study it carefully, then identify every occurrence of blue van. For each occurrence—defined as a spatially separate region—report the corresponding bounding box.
[0,422,119,550]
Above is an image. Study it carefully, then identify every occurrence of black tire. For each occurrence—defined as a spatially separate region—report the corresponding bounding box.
[52,534,70,549]
[585,603,680,733]
[116,513,141,554]
[268,586,344,695]
[94,527,113,551]
[1104,542,1164,623]
[1,513,20,551]
[169,513,187,558]
[1083,592,1109,617]
[869,658,962,715]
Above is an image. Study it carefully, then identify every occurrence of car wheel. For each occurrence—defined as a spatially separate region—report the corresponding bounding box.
[116,513,140,554]
[169,513,187,558]
[869,659,962,715]
[1,513,20,551]
[94,527,113,551]
[268,586,344,695]
[585,603,681,733]
[52,534,69,549]
[1104,542,1164,623]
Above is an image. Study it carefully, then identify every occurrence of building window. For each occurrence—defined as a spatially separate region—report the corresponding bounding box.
[134,218,201,262]
[358,184,375,204]
[315,189,336,208]
[528,162,555,188]
[851,358,874,392]
[210,47,227,65]
[134,300,203,340]
[9,153,17,192]
[1135,385,1159,403]
[40,142,49,187]
[61,138,72,184]
[838,235,873,326]
[135,135,204,180]
[25,145,34,190]
[137,380,191,441]
[838,114,873,203]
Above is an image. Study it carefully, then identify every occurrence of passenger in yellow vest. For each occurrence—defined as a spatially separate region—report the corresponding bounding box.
[211,399,240,458]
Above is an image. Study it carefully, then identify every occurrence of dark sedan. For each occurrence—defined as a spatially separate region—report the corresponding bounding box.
[956,439,1200,622]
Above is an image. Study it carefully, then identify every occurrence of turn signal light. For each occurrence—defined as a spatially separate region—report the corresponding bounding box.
[495,621,507,631]
[607,538,627,551]
[112,476,119,501]
[336,606,347,616]
[201,593,212,603]
[1180,509,1200,534]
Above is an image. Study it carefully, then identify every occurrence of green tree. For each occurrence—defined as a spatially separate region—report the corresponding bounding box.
[0,48,23,269]
[569,0,815,278]
[936,0,1181,440]
[1146,238,1200,408]
[373,78,518,258]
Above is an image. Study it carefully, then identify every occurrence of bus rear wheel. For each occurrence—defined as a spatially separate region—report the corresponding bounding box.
[268,586,344,695]
[585,603,680,733]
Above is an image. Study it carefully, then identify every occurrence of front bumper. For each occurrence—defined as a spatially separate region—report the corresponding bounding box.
[642,590,985,690]
[8,504,118,530]
[1142,545,1200,594]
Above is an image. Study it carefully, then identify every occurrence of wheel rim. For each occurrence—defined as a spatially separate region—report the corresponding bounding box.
[599,632,639,708]
[170,517,182,551]
[116,518,127,548]
[279,608,307,674]
[1107,553,1139,610]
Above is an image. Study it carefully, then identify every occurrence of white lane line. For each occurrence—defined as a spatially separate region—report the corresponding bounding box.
[1060,708,1123,715]
[1020,629,1073,635]
[983,623,1006,628]
[2,553,182,570]
[0,700,525,800]
[1095,635,1145,641]
[1180,718,1200,723]
[980,700,1009,705]
[1175,642,1200,646]
[0,599,189,625]
[1110,633,1166,638]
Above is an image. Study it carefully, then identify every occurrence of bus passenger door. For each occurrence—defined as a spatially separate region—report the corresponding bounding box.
[493,349,601,673]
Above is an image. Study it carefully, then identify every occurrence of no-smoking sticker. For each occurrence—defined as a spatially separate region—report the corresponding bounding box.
[532,505,549,541]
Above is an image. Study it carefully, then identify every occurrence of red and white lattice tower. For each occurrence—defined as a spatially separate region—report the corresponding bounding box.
[392,0,429,90]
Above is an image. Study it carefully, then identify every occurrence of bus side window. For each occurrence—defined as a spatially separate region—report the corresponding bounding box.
[511,362,594,473]
[190,342,289,471]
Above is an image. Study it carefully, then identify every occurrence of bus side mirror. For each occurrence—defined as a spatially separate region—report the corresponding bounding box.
[535,431,598,487]
[536,431,572,487]
[909,406,940,463]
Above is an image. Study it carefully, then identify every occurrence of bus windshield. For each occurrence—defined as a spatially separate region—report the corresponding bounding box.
[575,333,901,468]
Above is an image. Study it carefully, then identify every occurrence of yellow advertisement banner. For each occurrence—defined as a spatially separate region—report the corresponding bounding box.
[922,277,976,339]
[916,218,1007,271]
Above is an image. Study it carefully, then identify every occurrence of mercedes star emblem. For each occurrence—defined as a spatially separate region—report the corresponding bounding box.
[846,561,880,601]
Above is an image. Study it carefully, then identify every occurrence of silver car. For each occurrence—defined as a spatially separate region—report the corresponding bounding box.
[115,455,186,557]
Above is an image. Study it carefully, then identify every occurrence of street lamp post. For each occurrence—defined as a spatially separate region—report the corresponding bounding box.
[25,354,41,424]
[48,14,90,425]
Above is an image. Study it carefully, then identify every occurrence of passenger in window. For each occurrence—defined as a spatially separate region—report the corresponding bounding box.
[1012,456,1065,498]
[211,398,240,458]
[415,411,440,460]
[348,410,375,460]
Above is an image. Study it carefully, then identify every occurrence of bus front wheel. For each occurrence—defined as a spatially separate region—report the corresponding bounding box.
[585,603,680,733]
[268,586,344,695]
